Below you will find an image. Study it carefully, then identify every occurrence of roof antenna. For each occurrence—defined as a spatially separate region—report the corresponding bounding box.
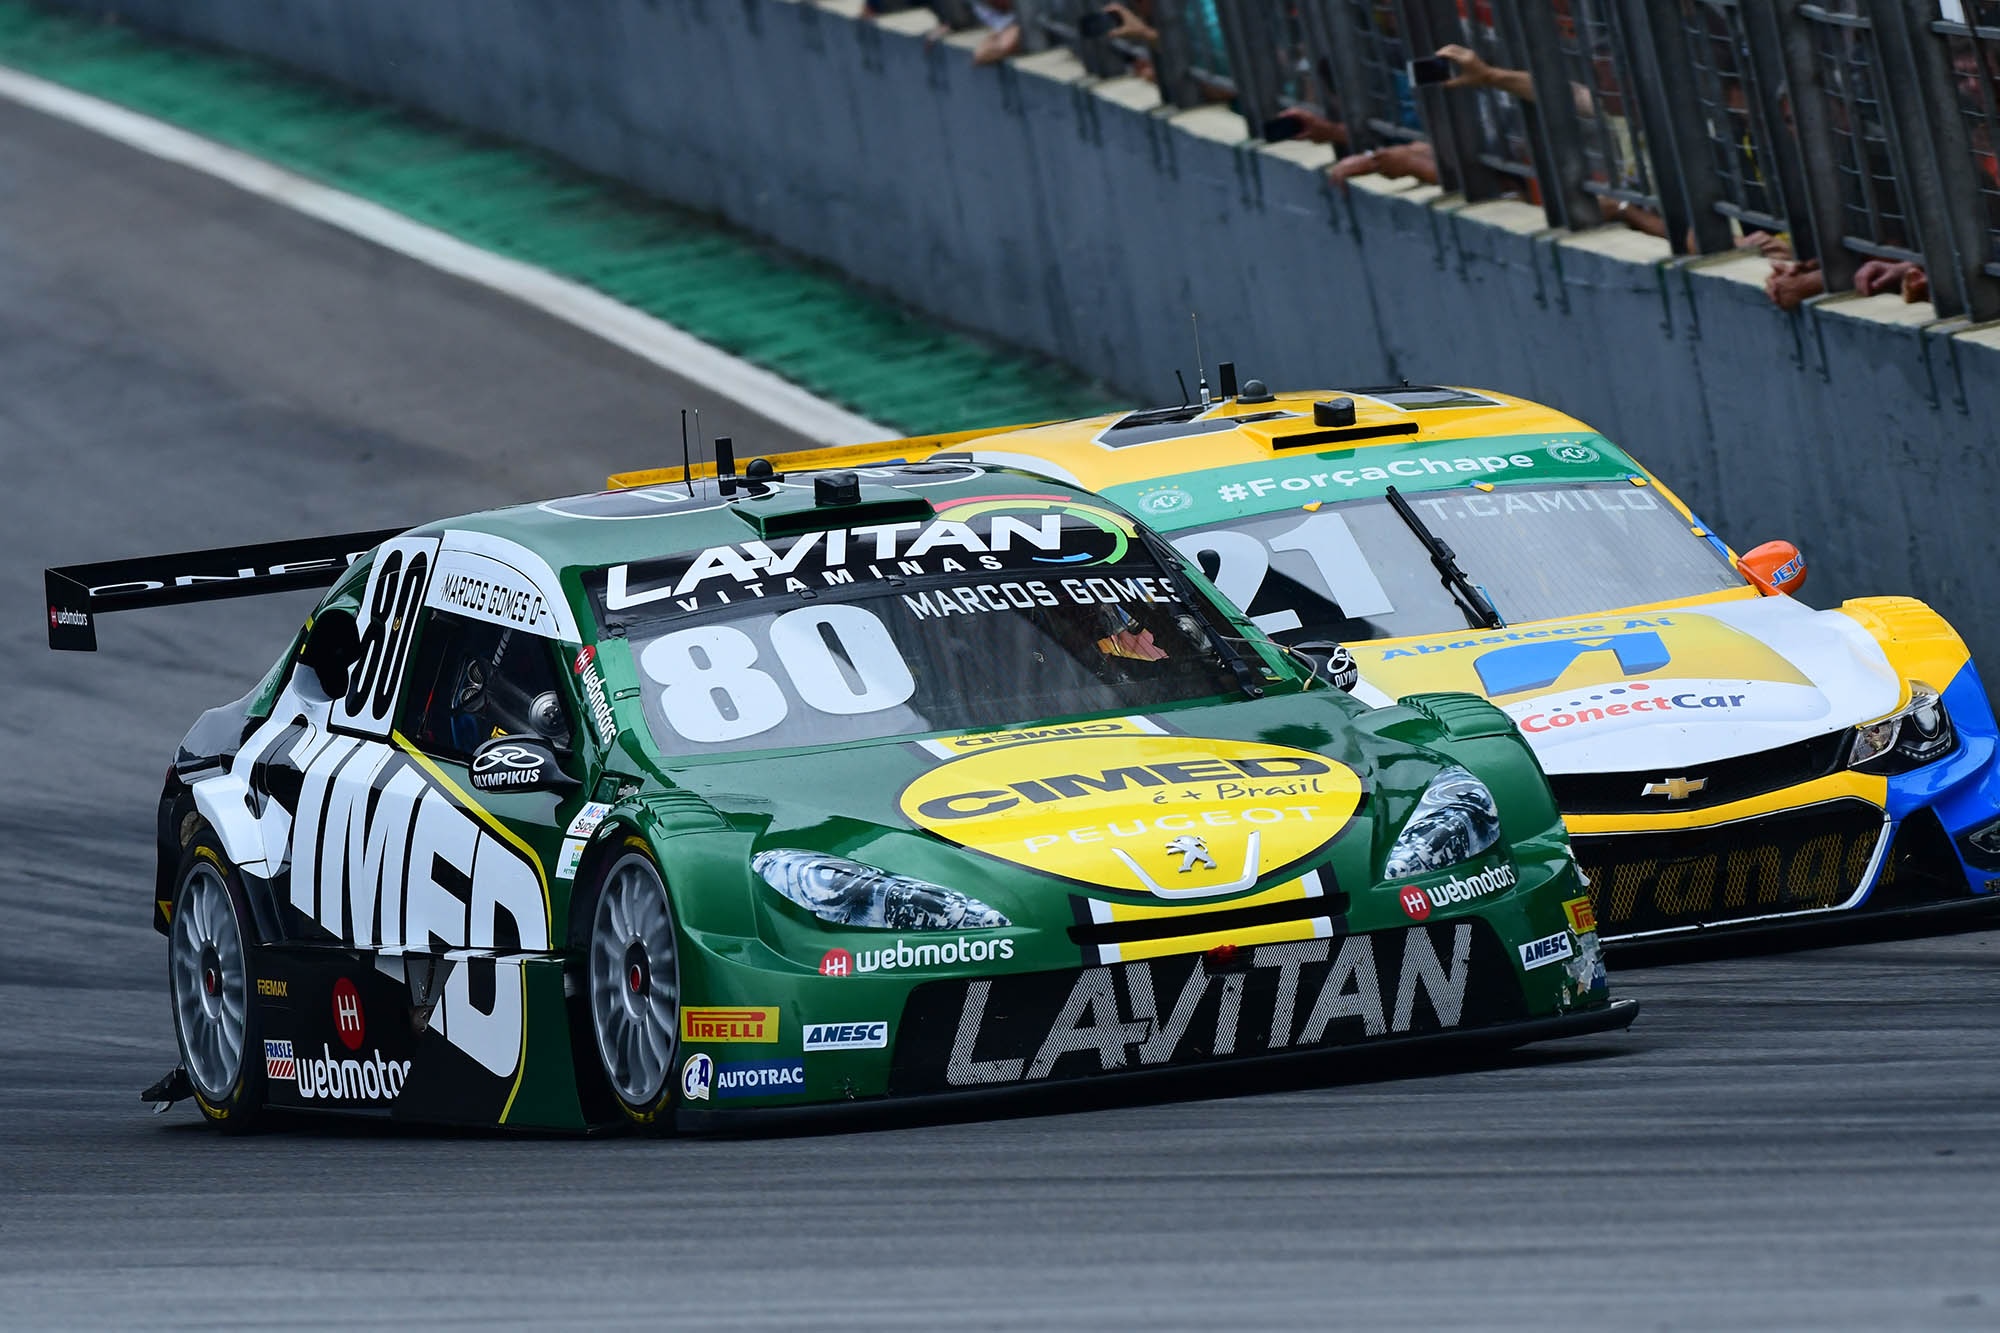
[1192,314,1211,408]
[1174,369,1191,406]
[679,409,695,498]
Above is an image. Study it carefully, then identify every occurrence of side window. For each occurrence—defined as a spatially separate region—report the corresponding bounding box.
[396,609,573,764]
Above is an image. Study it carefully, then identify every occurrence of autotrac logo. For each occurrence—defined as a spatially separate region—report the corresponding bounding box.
[1397,862,1517,921]
[595,498,1138,619]
[821,936,1016,977]
[288,1043,412,1101]
[899,735,1363,897]
[714,1059,806,1098]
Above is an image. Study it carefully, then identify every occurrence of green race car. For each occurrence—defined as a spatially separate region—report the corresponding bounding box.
[46,459,1634,1132]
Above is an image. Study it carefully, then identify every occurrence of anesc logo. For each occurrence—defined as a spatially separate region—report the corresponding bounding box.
[332,977,365,1052]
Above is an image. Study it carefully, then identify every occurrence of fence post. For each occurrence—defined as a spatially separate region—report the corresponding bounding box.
[1400,0,1510,198]
[1737,0,1825,262]
[1014,0,1054,54]
[1151,0,1204,108]
[1627,0,1735,252]
[1298,0,1384,152]
[1874,0,2000,319]
[1770,0,1861,292]
[1493,0,1600,229]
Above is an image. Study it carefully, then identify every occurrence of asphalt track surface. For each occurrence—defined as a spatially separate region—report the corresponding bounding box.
[3,98,1999,1331]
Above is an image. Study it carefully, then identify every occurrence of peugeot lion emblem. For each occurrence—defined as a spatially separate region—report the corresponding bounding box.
[1165,835,1216,873]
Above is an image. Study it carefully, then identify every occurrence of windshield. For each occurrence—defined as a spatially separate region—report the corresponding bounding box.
[1170,482,1742,644]
[586,507,1246,756]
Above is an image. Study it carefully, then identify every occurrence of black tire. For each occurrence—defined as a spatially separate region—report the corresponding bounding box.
[568,838,681,1127]
[167,832,265,1133]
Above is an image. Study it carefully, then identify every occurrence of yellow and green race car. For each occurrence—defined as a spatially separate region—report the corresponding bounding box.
[618,384,2000,942]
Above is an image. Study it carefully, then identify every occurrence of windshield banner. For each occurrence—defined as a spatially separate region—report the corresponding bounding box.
[590,497,1145,621]
[1105,433,1640,528]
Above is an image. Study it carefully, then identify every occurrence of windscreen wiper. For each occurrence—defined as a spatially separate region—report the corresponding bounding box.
[1384,486,1503,630]
[1138,528,1267,698]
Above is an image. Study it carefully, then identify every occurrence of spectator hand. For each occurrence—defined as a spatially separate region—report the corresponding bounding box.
[1765,258,1824,311]
[1437,44,1493,89]
[1103,3,1158,45]
[973,21,1021,65]
[1738,230,1794,261]
[1853,258,1922,298]
[1275,107,1344,147]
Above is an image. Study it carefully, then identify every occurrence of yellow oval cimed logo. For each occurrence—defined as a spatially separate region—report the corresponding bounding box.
[900,735,1364,899]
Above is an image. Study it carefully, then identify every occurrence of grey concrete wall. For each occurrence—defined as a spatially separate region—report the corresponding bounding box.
[49,0,2000,685]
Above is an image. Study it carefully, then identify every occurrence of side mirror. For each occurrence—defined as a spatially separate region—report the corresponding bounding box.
[299,609,360,698]
[470,735,579,794]
[1738,541,1806,597]
[1292,640,1360,691]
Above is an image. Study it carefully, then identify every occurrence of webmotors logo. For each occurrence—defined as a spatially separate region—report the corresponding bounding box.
[828,936,1016,976]
[290,1043,411,1101]
[1397,863,1518,921]
[331,977,365,1052]
[802,1021,889,1052]
[715,1059,807,1099]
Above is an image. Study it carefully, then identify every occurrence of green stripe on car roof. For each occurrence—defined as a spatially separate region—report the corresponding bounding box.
[1103,433,1642,527]
[0,1,1117,434]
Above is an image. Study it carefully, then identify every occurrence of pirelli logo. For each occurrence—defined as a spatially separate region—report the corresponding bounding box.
[680,1007,780,1043]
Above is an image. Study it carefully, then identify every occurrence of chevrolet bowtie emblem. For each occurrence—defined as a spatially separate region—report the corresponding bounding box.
[1642,776,1707,800]
[1165,835,1215,873]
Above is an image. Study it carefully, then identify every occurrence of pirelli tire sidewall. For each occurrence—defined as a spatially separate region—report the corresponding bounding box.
[565,835,680,1130]
[169,832,266,1134]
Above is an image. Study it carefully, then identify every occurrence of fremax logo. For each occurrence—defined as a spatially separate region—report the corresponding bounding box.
[1474,631,1670,697]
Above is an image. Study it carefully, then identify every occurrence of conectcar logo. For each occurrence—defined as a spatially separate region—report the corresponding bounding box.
[679,1006,779,1043]
[1516,681,1754,734]
[1397,863,1518,921]
[900,735,1363,898]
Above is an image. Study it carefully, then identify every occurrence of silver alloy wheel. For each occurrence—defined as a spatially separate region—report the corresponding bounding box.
[588,853,680,1107]
[170,862,248,1102]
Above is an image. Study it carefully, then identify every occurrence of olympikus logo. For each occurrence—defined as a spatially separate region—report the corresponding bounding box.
[852,936,1015,974]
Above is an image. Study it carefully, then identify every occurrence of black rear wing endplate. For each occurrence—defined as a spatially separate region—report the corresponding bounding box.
[45,527,407,651]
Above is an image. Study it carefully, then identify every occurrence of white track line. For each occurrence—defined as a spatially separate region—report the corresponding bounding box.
[0,64,891,446]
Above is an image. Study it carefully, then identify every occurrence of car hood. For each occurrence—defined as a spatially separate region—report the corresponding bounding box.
[1345,595,1901,772]
[655,695,1436,914]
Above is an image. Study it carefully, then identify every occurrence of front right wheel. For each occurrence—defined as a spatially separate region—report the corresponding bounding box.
[583,846,681,1124]
[167,834,263,1132]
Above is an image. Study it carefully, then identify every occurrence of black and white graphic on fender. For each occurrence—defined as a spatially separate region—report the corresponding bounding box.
[289,733,550,1077]
[336,535,440,737]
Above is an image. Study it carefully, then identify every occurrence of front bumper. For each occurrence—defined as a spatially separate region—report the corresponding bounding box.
[673,997,1639,1133]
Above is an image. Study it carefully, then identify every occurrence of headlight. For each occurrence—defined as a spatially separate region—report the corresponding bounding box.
[1849,682,1954,773]
[1384,767,1503,880]
[752,850,1009,931]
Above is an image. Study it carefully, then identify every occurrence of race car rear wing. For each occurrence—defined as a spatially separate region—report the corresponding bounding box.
[44,527,406,651]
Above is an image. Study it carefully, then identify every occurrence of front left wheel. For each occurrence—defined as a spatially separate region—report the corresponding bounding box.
[581,845,681,1125]
[167,834,264,1132]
